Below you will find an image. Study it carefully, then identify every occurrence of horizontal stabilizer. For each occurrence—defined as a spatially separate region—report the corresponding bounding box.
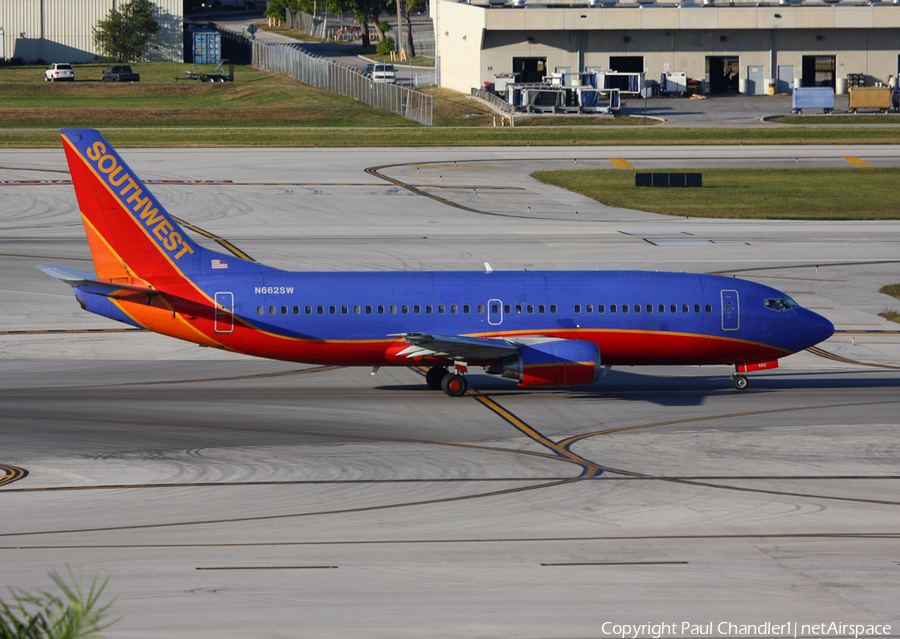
[36,264,160,300]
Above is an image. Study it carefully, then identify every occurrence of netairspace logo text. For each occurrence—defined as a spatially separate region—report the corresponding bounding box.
[599,621,892,639]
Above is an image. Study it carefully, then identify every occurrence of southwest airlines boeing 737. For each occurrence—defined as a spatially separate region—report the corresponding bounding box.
[39,129,834,396]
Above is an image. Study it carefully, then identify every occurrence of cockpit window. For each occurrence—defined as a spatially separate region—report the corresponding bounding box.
[764,297,800,312]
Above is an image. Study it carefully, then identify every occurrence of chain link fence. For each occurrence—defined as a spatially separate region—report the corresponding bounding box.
[253,41,433,126]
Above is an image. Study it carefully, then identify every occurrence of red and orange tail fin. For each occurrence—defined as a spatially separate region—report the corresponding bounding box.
[61,129,203,285]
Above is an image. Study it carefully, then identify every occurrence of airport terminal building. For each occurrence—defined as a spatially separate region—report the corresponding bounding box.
[433,0,900,95]
[0,0,183,63]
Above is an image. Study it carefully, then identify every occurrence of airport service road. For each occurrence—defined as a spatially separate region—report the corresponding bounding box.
[2,146,900,638]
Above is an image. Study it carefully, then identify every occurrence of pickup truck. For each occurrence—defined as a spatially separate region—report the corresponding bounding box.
[102,66,140,82]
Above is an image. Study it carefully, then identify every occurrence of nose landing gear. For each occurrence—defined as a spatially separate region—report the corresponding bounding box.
[731,372,749,391]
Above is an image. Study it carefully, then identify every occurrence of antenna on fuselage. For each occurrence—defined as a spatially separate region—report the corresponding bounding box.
[484,262,493,274]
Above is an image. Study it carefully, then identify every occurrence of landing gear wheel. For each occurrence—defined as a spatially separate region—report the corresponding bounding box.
[441,373,468,397]
[732,374,749,391]
[425,366,449,390]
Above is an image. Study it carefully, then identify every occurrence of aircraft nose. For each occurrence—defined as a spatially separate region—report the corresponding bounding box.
[804,310,835,347]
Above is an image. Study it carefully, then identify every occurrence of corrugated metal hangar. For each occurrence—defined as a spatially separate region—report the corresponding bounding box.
[433,0,900,95]
[0,0,183,63]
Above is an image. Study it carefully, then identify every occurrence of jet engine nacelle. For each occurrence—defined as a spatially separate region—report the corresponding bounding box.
[501,340,601,387]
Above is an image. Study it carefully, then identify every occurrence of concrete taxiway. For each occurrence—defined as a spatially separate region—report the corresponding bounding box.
[1,145,899,638]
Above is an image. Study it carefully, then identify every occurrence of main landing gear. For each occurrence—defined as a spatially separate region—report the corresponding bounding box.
[731,372,749,391]
[426,366,468,397]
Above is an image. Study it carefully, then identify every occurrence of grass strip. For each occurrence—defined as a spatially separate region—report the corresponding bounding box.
[772,115,900,124]
[532,167,900,220]
[6,126,900,148]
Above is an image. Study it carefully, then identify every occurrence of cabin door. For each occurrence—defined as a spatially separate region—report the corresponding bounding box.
[721,290,739,332]
[214,292,234,333]
[487,299,503,326]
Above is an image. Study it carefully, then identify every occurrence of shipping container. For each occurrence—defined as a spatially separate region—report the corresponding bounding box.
[185,29,222,65]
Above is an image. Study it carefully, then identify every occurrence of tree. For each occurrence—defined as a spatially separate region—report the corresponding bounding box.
[93,0,160,63]
[266,0,299,24]
[330,0,389,48]
[399,0,424,57]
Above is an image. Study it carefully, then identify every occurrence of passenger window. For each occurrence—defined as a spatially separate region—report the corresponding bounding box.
[305,305,312,315]
[414,305,421,314]
[705,304,712,313]
[658,304,664,313]
[463,305,470,314]
[281,305,288,315]
[574,304,581,314]
[426,305,433,314]
[646,304,652,313]
[329,306,336,315]
[353,305,361,314]
[694,304,701,313]
[268,306,276,315]
[390,305,397,314]
[516,304,523,314]
[598,304,605,314]
[538,304,545,313]
[634,304,641,314]
[586,304,593,314]
[377,305,385,314]
[478,304,485,314]
[491,304,499,314]
[256,306,263,315]
[623,304,629,313]
[293,306,300,315]
[365,305,372,314]
[451,304,458,314]
[401,305,408,314]
[527,304,534,314]
[438,305,445,314]
[682,304,689,313]
[670,304,677,314]
[550,304,557,313]
[611,304,617,314]
[341,305,348,315]
[504,304,511,314]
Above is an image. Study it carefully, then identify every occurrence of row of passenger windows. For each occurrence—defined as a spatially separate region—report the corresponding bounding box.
[257,303,482,316]
[574,303,713,315]
[255,302,712,316]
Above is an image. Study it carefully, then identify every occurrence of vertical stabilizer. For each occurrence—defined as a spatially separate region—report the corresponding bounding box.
[61,129,204,283]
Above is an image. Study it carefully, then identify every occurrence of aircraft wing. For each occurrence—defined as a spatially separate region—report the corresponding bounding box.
[392,332,563,362]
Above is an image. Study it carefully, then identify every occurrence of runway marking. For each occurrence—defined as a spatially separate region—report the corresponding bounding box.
[0,365,341,389]
[4,532,897,550]
[196,566,337,570]
[806,345,900,369]
[408,164,505,171]
[2,475,897,494]
[711,259,900,276]
[0,465,28,487]
[469,390,603,477]
[560,398,900,446]
[0,479,579,538]
[170,216,255,262]
[1,411,570,468]
[0,328,145,336]
[610,158,633,168]
[0,179,386,187]
[835,330,900,334]
[542,561,688,566]
[0,253,92,261]
[843,156,872,167]
[728,274,846,282]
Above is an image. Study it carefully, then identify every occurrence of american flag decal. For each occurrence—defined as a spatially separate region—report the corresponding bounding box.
[211,258,228,270]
